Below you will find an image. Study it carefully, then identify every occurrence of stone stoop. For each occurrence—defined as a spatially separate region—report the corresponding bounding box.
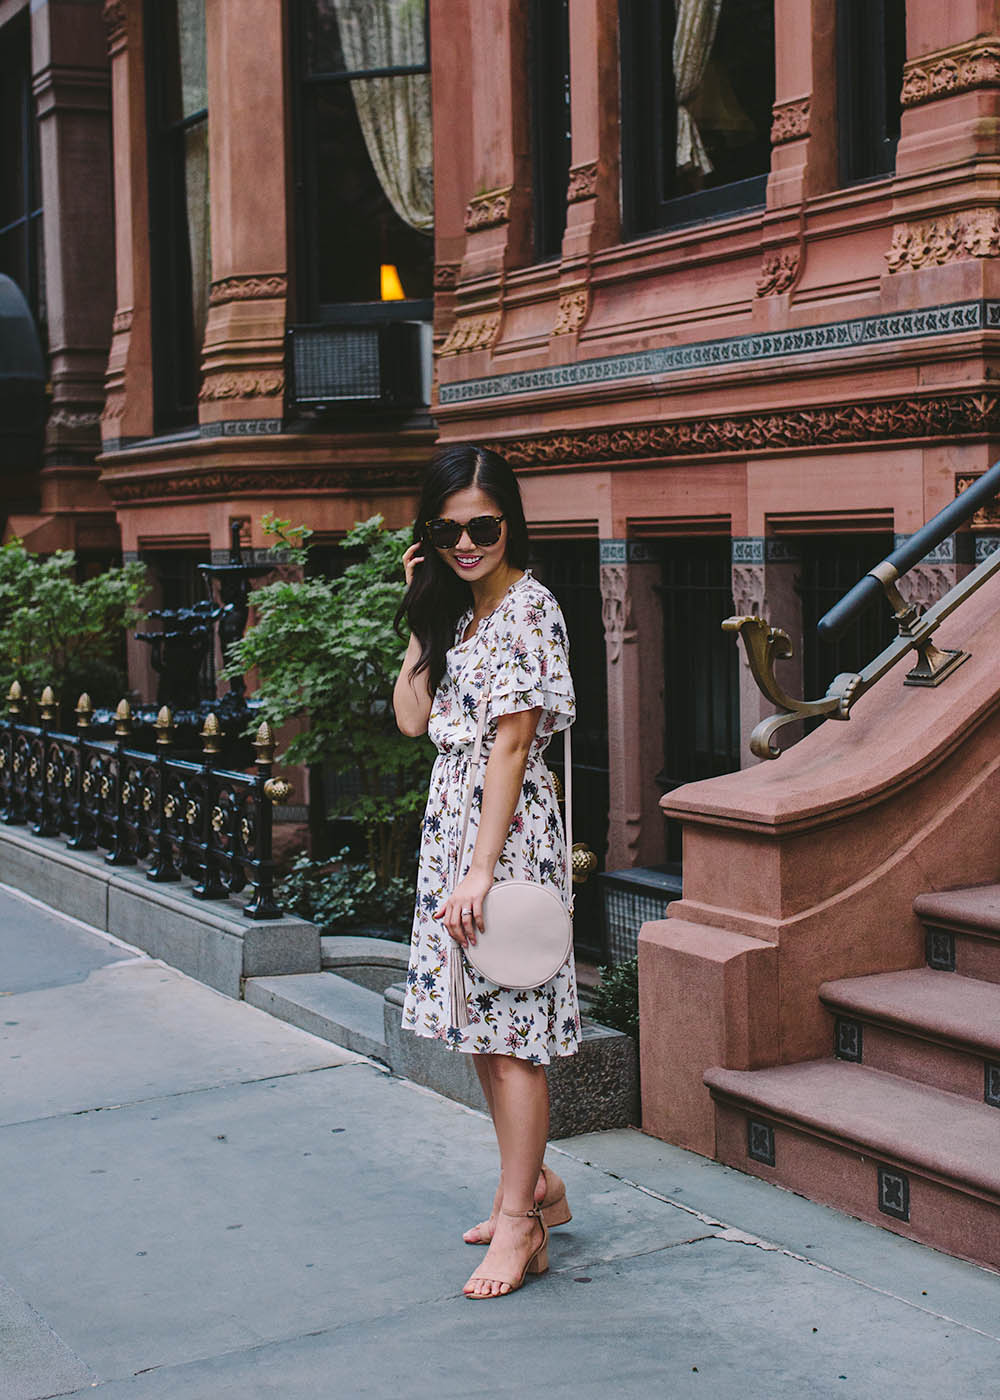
[245,964,640,1140]
[703,885,1000,1273]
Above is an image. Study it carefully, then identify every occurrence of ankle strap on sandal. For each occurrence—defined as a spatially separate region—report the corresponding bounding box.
[501,1205,543,1219]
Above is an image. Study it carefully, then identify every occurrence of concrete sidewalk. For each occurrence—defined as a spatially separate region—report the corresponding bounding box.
[1,883,998,1400]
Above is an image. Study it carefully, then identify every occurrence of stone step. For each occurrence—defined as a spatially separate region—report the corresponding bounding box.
[705,1059,1000,1272]
[820,968,1000,1106]
[245,972,388,1063]
[915,885,1000,983]
[320,934,409,992]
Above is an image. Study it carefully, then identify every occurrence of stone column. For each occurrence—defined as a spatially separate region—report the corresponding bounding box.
[601,541,666,871]
[731,538,804,764]
[198,0,288,430]
[31,0,116,530]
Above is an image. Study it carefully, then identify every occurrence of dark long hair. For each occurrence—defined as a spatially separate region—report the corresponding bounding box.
[396,443,529,694]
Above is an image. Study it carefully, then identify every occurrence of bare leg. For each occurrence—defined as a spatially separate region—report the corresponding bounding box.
[464,1057,549,1297]
[464,1054,546,1245]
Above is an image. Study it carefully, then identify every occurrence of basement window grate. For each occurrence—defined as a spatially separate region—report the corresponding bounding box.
[985,1063,1000,1109]
[835,1017,863,1063]
[747,1118,775,1167]
[877,1165,910,1221]
[925,928,956,972]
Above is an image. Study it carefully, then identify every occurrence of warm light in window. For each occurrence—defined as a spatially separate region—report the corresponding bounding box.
[380,263,406,300]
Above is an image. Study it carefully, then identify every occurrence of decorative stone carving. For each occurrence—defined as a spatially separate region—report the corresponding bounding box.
[552,288,589,337]
[103,463,423,504]
[198,370,284,402]
[208,275,288,306]
[770,97,810,145]
[464,188,512,233]
[434,263,460,290]
[956,473,1000,527]
[111,308,133,335]
[48,407,102,431]
[755,251,799,297]
[901,39,1000,108]
[103,0,127,46]
[491,393,1000,466]
[886,210,1000,272]
[566,162,599,203]
[101,393,125,424]
[599,565,632,664]
[438,312,501,356]
[901,564,955,613]
[731,563,766,620]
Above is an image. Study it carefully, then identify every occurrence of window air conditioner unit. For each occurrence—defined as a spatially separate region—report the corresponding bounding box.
[288,321,429,409]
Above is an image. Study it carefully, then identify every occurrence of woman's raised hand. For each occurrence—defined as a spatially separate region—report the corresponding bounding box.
[402,541,425,587]
[434,869,494,947]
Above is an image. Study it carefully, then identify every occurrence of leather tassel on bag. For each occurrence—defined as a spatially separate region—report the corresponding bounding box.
[449,945,470,1029]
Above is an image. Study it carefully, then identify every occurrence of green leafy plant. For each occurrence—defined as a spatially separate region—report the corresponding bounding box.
[279,850,413,936]
[588,956,640,1042]
[0,540,148,709]
[227,514,433,898]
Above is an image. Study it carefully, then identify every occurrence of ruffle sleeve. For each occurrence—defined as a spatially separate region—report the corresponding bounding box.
[487,581,575,737]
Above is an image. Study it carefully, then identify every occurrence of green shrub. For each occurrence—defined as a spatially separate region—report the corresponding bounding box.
[588,956,640,1042]
[279,850,413,936]
[0,540,148,709]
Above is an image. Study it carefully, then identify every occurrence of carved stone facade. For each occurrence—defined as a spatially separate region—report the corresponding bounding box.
[103,463,423,505]
[566,161,599,203]
[102,0,127,49]
[599,564,633,664]
[433,263,460,290]
[208,275,287,306]
[900,38,1000,108]
[439,311,502,356]
[901,563,958,613]
[731,563,767,620]
[886,210,1000,272]
[770,97,810,144]
[957,473,1000,527]
[111,308,133,335]
[552,288,589,336]
[464,187,512,232]
[492,393,1000,467]
[198,370,285,402]
[755,251,799,296]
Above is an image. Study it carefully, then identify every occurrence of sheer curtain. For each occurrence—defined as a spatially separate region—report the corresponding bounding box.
[672,0,723,176]
[332,0,434,233]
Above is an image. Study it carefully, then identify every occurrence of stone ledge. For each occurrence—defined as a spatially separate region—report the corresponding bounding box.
[0,825,320,997]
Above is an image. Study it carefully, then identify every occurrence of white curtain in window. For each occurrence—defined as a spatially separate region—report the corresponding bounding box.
[673,0,723,175]
[332,0,434,233]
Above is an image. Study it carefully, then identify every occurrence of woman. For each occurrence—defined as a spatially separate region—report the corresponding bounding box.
[393,443,580,1300]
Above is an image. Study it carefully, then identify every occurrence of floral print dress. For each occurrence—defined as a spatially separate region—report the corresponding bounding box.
[402,571,581,1064]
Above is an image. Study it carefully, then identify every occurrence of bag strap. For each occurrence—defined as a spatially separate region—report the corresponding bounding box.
[456,693,574,909]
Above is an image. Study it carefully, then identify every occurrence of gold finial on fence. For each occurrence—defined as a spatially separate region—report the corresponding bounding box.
[253,720,276,765]
[114,698,133,737]
[75,693,93,728]
[39,686,57,723]
[200,712,222,756]
[7,681,23,716]
[263,776,292,803]
[154,705,174,747]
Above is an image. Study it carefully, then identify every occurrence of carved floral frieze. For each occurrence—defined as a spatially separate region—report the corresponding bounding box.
[490,393,1000,467]
[956,473,1000,527]
[103,463,423,505]
[552,288,589,337]
[464,188,512,233]
[886,210,1000,272]
[198,370,284,402]
[208,275,288,306]
[901,39,1000,108]
[770,98,810,145]
[438,312,501,356]
[755,251,799,297]
[566,162,599,203]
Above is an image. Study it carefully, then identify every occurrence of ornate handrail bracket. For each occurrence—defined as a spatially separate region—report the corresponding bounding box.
[727,530,1000,759]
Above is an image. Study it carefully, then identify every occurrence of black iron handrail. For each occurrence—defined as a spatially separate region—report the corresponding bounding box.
[817,457,1000,641]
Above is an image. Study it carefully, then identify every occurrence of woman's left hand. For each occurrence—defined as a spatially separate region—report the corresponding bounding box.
[434,868,494,947]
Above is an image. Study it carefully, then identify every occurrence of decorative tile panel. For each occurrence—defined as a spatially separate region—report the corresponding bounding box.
[732,537,765,564]
[747,1118,776,1167]
[835,1018,864,1063]
[440,300,997,405]
[877,1166,910,1221]
[925,928,956,971]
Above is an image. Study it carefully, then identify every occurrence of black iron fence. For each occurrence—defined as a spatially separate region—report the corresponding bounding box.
[0,683,291,919]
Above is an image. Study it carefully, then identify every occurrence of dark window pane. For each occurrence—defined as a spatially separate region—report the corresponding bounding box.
[837,0,905,183]
[621,0,774,234]
[531,0,571,261]
[306,0,428,77]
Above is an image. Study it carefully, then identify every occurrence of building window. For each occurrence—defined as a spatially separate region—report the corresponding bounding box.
[0,11,44,337]
[145,0,209,432]
[530,0,571,262]
[620,0,774,236]
[837,0,905,185]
